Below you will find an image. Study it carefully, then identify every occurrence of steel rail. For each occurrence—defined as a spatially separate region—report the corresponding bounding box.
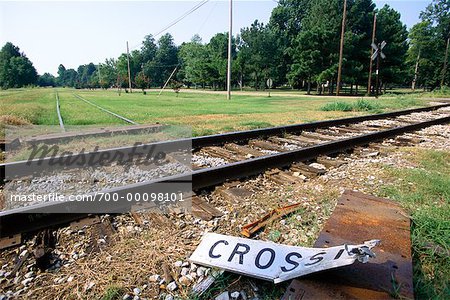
[1,104,449,180]
[0,115,448,238]
[73,94,139,125]
[55,92,65,132]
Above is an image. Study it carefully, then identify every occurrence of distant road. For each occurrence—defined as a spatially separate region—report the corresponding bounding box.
[178,88,372,99]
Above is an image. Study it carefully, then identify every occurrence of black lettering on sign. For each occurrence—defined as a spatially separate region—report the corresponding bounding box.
[227,243,250,264]
[305,252,326,266]
[281,252,302,272]
[209,240,229,259]
[334,249,345,260]
[255,248,275,269]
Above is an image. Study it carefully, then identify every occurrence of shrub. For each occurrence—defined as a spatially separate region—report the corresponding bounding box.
[321,99,379,112]
[354,99,379,111]
[321,101,353,111]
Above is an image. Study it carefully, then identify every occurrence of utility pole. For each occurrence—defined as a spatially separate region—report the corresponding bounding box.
[126,41,132,93]
[98,63,101,87]
[226,0,233,100]
[336,0,347,96]
[367,13,377,95]
[440,36,450,88]
[412,50,420,90]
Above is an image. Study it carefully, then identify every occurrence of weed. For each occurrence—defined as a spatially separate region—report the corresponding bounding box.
[100,286,123,300]
[321,101,353,111]
[268,230,282,242]
[321,99,380,112]
[380,149,450,299]
[353,98,380,111]
[0,115,31,125]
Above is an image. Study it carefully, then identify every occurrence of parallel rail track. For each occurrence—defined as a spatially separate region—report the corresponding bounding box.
[0,104,449,239]
[2,103,448,179]
[55,91,65,132]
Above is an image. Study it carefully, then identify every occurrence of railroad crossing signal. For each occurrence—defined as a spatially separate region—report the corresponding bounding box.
[371,41,386,60]
[371,41,387,98]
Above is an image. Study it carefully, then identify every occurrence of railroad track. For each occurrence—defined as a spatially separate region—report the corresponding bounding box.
[55,91,65,132]
[0,103,449,241]
[73,94,139,125]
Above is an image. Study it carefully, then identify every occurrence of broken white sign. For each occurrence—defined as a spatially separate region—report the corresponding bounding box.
[189,233,380,283]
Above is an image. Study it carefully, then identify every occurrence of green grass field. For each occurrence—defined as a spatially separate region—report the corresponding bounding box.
[0,87,431,135]
[381,149,450,299]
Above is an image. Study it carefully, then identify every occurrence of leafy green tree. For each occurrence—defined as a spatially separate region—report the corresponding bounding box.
[420,0,450,87]
[97,59,117,89]
[141,35,158,63]
[179,35,209,88]
[289,0,341,94]
[135,71,150,93]
[144,33,178,88]
[375,5,408,90]
[56,64,78,87]
[269,0,312,85]
[343,0,376,93]
[407,21,441,89]
[238,20,282,90]
[37,73,56,87]
[0,42,38,88]
[204,33,236,90]
[421,0,450,38]
[76,63,97,88]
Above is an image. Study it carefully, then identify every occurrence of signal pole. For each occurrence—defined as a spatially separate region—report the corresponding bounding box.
[226,0,233,100]
[367,13,377,95]
[336,0,347,96]
[126,41,132,93]
[375,43,381,98]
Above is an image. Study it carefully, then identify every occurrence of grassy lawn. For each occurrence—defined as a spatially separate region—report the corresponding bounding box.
[380,149,450,299]
[0,88,59,125]
[0,87,431,136]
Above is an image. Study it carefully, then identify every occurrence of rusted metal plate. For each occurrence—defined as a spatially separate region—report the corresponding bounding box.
[281,279,390,300]
[288,190,413,299]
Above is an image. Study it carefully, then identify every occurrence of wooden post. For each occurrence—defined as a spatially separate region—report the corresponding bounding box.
[367,13,377,95]
[375,43,380,98]
[412,50,420,90]
[126,41,132,93]
[336,0,347,96]
[226,0,233,100]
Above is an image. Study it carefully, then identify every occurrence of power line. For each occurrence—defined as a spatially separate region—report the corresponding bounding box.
[197,1,217,34]
[153,0,210,38]
[130,0,210,50]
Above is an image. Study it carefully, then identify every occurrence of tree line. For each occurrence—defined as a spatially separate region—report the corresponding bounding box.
[0,0,448,93]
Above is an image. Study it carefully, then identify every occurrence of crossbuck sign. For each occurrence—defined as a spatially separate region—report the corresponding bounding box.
[190,233,380,283]
[371,41,386,60]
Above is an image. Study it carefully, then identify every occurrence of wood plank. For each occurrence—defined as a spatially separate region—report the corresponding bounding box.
[223,143,264,158]
[248,139,286,152]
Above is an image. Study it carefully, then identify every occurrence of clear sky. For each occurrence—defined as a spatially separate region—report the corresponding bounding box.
[0,0,430,76]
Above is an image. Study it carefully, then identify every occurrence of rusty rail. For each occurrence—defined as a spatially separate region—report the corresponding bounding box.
[0,115,448,239]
